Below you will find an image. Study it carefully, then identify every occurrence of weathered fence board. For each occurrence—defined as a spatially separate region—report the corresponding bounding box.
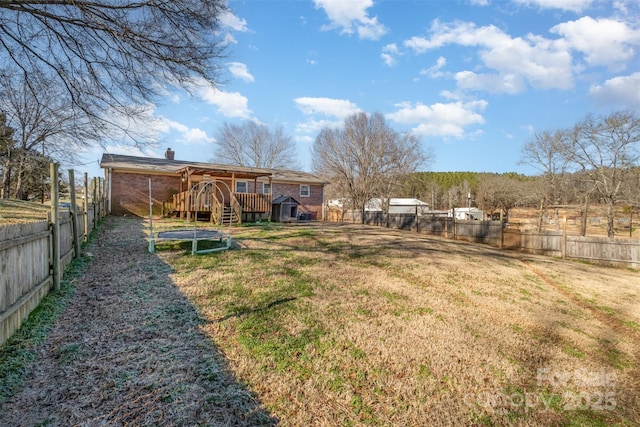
[0,221,50,313]
[455,220,502,246]
[0,221,51,345]
[503,230,562,257]
[566,236,640,268]
[0,200,105,346]
[59,214,75,271]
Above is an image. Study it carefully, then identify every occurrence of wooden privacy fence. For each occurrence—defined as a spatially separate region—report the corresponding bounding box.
[0,167,107,346]
[331,209,640,269]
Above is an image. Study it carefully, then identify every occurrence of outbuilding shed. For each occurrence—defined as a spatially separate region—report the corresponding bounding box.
[271,195,300,222]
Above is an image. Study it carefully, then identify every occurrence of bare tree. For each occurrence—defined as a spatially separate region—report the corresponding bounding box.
[571,111,640,237]
[521,129,574,230]
[312,112,430,223]
[0,0,227,144]
[214,121,298,169]
[0,113,17,198]
[0,70,96,199]
[476,174,530,222]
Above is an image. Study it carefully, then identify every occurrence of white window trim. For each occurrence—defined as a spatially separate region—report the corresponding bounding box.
[235,181,248,193]
[263,182,271,194]
[300,184,310,197]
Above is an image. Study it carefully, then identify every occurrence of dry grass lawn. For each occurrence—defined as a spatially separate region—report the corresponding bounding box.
[0,199,51,224]
[156,221,640,426]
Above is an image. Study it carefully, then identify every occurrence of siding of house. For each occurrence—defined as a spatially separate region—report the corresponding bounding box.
[103,153,326,220]
[272,182,324,220]
[110,171,180,217]
[109,172,325,220]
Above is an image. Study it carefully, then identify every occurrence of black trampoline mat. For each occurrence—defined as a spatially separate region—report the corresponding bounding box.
[156,229,225,240]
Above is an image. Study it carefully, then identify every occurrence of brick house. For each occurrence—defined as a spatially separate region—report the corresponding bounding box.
[100,151,328,222]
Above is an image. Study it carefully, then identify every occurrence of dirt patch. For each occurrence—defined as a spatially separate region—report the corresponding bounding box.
[0,216,275,426]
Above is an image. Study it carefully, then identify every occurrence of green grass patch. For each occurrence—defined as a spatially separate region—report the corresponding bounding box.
[621,320,640,331]
[604,346,629,370]
[237,309,325,372]
[509,324,524,334]
[597,305,616,316]
[562,346,585,359]
[563,409,618,427]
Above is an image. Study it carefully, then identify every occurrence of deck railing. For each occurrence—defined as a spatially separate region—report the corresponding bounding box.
[171,190,271,220]
[233,193,271,213]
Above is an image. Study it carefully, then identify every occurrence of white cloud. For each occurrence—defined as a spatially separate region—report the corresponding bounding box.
[295,118,343,135]
[455,71,527,94]
[294,97,361,141]
[469,0,490,5]
[513,0,594,13]
[196,85,252,119]
[420,56,447,78]
[404,20,574,93]
[155,118,214,144]
[228,62,255,83]
[219,10,249,32]
[589,72,640,107]
[381,43,401,67]
[182,128,215,144]
[223,33,238,45]
[313,0,387,40]
[551,17,640,68]
[386,100,488,138]
[294,97,361,118]
[306,51,319,66]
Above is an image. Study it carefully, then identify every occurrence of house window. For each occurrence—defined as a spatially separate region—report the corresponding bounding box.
[300,184,310,197]
[235,181,248,193]
[263,183,271,194]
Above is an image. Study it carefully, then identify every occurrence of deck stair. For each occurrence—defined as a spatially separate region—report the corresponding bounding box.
[221,206,240,225]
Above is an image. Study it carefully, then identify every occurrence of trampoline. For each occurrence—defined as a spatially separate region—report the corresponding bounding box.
[148,178,233,255]
[156,229,227,240]
[155,229,232,254]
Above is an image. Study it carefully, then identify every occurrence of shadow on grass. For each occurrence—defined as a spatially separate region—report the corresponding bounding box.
[213,297,297,323]
[0,216,276,426]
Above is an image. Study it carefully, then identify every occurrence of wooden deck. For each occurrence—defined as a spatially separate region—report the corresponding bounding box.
[171,190,271,223]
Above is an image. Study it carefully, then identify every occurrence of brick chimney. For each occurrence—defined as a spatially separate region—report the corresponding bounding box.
[164,148,175,160]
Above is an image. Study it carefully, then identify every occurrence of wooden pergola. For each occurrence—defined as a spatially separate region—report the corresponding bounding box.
[172,165,274,223]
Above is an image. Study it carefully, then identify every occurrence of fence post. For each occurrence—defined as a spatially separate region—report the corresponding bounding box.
[415,205,419,233]
[100,177,106,218]
[453,215,457,241]
[562,216,567,259]
[500,211,504,249]
[83,173,89,239]
[68,169,81,259]
[97,178,103,220]
[50,162,61,291]
[92,177,98,222]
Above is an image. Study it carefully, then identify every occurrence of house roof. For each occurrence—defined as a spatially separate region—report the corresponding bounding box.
[100,153,327,184]
[266,168,328,185]
[272,195,300,204]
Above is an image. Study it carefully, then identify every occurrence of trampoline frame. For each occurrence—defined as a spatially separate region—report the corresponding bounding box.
[148,179,233,254]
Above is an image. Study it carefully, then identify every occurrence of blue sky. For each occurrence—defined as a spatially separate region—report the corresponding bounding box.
[77,0,640,180]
